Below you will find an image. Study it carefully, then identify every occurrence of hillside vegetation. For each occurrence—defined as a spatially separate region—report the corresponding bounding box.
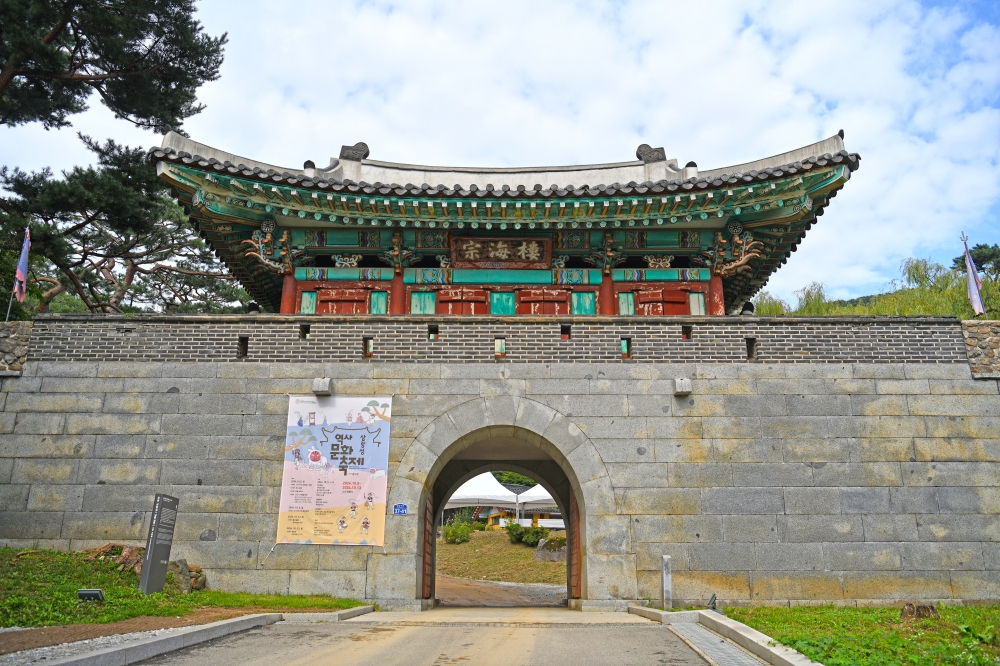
[753,258,999,318]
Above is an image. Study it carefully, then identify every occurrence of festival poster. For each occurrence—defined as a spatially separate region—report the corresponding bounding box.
[276,395,391,545]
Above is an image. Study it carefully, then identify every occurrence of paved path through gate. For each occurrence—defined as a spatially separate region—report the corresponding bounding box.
[138,607,768,666]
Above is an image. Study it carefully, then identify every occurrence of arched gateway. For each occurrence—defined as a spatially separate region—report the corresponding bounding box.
[390,396,629,610]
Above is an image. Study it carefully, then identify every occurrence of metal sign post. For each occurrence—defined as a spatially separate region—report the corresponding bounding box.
[138,494,179,595]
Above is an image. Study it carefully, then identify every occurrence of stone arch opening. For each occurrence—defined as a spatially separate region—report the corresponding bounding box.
[388,396,625,610]
[424,434,582,605]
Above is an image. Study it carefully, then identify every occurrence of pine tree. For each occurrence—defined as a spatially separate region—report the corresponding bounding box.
[0,0,226,132]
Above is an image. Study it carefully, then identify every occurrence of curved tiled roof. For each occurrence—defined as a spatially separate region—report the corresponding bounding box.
[149,132,859,199]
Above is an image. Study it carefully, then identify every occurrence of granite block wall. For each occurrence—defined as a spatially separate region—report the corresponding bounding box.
[1,315,998,608]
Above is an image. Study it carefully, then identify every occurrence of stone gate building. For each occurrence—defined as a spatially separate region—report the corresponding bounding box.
[1,132,998,610]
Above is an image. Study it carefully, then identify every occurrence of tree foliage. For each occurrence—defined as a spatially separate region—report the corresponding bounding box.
[0,0,226,132]
[0,136,246,314]
[952,243,1000,283]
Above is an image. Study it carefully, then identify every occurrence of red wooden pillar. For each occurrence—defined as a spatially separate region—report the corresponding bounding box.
[280,273,298,314]
[599,272,615,315]
[707,274,726,316]
[421,491,434,600]
[390,271,405,315]
[569,491,582,599]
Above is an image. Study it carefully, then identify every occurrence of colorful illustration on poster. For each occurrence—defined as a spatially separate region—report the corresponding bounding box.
[277,395,392,545]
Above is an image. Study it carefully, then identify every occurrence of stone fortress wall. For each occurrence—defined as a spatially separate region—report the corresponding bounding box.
[1,314,998,608]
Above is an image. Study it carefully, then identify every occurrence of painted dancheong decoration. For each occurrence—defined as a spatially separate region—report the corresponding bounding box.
[150,132,859,315]
[277,395,392,545]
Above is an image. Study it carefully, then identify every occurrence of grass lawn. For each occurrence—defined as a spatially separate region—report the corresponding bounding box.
[728,604,1000,666]
[436,530,566,585]
[0,547,363,628]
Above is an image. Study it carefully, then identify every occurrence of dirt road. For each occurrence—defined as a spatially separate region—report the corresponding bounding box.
[435,575,565,606]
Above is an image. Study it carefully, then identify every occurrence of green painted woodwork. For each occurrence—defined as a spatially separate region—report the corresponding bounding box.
[293,267,393,281]
[410,291,436,314]
[300,291,317,315]
[618,292,635,316]
[453,269,554,285]
[571,292,596,316]
[689,292,706,316]
[611,268,712,282]
[490,292,516,315]
[370,291,388,315]
[326,230,363,246]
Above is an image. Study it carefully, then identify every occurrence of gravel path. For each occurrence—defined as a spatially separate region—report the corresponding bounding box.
[0,627,184,666]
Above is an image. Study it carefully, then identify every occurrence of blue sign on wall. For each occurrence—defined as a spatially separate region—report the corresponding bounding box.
[393,503,408,515]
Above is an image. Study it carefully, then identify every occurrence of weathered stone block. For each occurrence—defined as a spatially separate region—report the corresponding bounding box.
[65,413,160,435]
[711,437,782,463]
[365,553,419,601]
[40,377,124,393]
[928,379,998,395]
[96,362,164,378]
[840,487,890,514]
[760,416,857,439]
[289,570,367,598]
[902,462,999,487]
[862,514,919,541]
[177,485,277,514]
[0,458,12,484]
[144,434,212,459]
[875,379,929,395]
[654,438,713,463]
[853,364,907,379]
[0,434,94,459]
[901,542,984,570]
[0,511,63,539]
[574,416,649,440]
[93,435,145,459]
[585,554,638,600]
[849,437,914,463]
[171,540,261,569]
[937,487,1000,514]
[631,514,724,543]
[78,460,160,485]
[172,513,220,541]
[756,543,825,571]
[917,515,1000,541]
[61,511,145,540]
[11,458,77,484]
[0,484,29,511]
[688,542,755,571]
[13,412,65,434]
[951,572,1000,600]
[670,395,726,418]
[842,571,953,600]
[914,438,1000,463]
[812,463,903,487]
[317,547,371,571]
[723,515,779,542]
[618,488,701,515]
[784,487,841,514]
[857,416,927,438]
[37,362,99,377]
[102,393,178,414]
[159,460,259,486]
[668,463,734,488]
[702,416,763,439]
[217,513,278,541]
[750,572,844,602]
[673,571,750,604]
[733,463,813,487]
[904,364,971,380]
[907,395,1000,417]
[779,515,864,542]
[634,542,690,571]
[159,414,242,436]
[206,568,290,594]
[824,543,902,571]
[702,487,784,515]
[851,395,909,417]
[6,392,104,413]
[159,363,219,378]
[785,394,851,417]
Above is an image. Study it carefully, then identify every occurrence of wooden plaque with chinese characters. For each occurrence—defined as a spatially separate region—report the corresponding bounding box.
[450,237,553,269]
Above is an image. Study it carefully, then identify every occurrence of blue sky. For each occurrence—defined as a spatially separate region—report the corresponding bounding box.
[2,0,998,303]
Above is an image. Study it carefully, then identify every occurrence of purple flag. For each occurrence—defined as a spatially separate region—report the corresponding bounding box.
[13,227,30,303]
[964,239,985,316]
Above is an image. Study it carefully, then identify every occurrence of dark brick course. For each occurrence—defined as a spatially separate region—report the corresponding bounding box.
[28,314,968,364]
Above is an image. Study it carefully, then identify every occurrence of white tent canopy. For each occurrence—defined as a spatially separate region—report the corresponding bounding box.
[516,483,559,509]
[444,472,519,509]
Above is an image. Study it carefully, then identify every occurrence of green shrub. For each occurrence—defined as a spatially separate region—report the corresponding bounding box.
[470,521,487,531]
[505,522,525,544]
[443,523,472,544]
[542,535,566,551]
[521,527,550,547]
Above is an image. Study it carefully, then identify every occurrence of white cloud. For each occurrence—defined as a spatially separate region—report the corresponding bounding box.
[2,0,998,302]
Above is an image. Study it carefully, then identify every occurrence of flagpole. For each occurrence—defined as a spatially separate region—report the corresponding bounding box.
[5,290,13,322]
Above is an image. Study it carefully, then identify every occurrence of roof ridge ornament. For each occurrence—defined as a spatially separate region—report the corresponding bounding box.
[339,142,371,161]
[636,144,666,163]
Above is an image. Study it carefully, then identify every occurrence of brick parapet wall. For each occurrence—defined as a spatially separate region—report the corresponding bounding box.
[27,314,968,365]
[0,322,32,373]
[962,320,1000,378]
